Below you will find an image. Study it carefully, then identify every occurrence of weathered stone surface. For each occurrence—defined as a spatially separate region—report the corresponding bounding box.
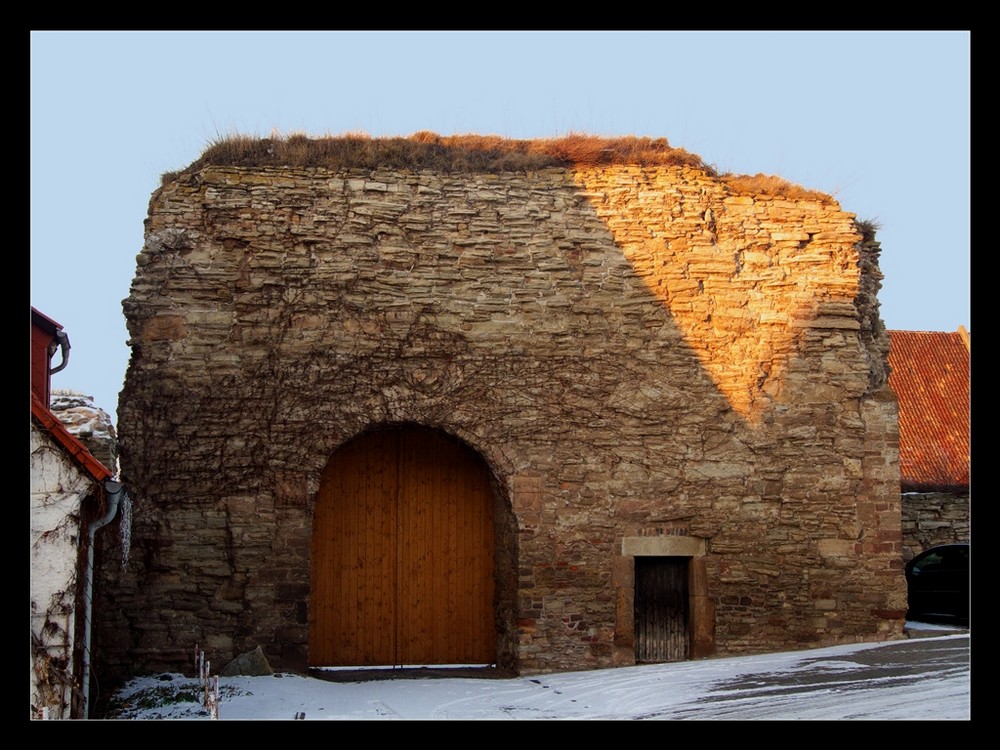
[901,492,970,561]
[220,645,274,676]
[49,390,117,470]
[95,162,904,680]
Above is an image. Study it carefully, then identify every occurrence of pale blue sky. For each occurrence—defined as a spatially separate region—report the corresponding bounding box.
[30,31,971,421]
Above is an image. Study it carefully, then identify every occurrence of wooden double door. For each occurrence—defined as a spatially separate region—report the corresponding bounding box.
[309,427,496,667]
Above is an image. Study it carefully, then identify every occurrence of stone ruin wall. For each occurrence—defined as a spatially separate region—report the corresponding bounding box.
[96,162,905,678]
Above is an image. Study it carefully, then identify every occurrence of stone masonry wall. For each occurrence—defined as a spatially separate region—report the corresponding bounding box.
[901,492,970,562]
[96,163,905,679]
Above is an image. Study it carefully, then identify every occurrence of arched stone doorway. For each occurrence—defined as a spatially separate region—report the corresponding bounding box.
[309,425,502,667]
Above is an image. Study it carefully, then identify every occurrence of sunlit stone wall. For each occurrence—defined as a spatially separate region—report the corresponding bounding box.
[97,163,904,679]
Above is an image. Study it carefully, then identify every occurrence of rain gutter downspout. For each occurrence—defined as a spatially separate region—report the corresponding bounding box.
[81,479,126,719]
[49,330,70,375]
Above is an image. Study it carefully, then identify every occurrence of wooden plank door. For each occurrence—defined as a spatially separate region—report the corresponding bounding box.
[310,427,496,667]
[310,430,398,666]
[396,429,495,665]
[634,557,690,663]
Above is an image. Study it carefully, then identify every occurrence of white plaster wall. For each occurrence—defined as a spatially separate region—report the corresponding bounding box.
[30,422,93,719]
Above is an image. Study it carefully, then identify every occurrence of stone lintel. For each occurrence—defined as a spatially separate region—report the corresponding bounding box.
[622,535,705,557]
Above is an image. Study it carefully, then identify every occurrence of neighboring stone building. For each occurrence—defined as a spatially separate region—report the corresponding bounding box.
[887,328,971,561]
[96,134,905,681]
[30,308,125,719]
[50,390,118,473]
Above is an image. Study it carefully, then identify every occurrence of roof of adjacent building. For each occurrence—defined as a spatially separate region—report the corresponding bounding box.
[31,391,112,483]
[30,307,111,484]
[30,306,62,336]
[888,329,970,492]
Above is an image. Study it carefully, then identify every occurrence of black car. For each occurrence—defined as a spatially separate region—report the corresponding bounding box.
[905,543,969,626]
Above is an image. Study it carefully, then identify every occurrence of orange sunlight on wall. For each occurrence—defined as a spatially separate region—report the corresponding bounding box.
[571,167,862,424]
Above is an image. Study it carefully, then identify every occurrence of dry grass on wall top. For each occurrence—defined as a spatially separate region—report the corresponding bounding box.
[720,173,833,203]
[163,131,708,180]
[161,131,834,202]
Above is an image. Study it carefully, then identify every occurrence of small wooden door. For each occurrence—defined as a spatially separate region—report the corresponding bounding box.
[634,557,690,663]
[310,427,496,667]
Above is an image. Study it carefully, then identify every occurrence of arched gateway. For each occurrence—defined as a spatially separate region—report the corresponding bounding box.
[309,426,497,667]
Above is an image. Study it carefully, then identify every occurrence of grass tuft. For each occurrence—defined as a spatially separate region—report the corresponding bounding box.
[856,217,882,242]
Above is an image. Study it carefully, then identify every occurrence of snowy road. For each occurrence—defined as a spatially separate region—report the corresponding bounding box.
[103,633,970,721]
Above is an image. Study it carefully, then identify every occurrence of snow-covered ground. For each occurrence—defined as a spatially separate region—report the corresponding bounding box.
[100,630,970,721]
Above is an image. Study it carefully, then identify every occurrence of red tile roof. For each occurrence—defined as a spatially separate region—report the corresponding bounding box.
[31,391,112,483]
[888,330,970,492]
